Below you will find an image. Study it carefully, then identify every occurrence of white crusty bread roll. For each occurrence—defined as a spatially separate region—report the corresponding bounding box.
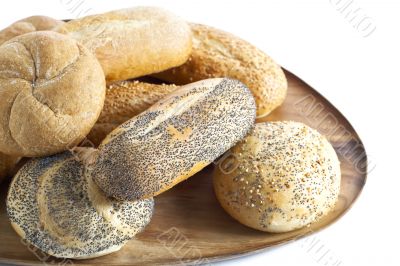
[88,81,179,145]
[213,121,341,233]
[89,78,256,200]
[0,16,64,45]
[154,23,287,118]
[0,31,105,157]
[7,152,154,259]
[56,7,192,82]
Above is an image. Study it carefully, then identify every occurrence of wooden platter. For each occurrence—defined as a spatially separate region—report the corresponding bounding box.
[0,69,367,265]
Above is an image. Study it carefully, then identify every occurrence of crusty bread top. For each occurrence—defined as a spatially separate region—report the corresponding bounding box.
[155,23,287,118]
[213,121,341,232]
[0,31,105,157]
[56,7,192,81]
[88,81,178,145]
[0,16,64,45]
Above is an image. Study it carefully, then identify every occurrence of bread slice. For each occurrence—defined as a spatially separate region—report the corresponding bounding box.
[7,152,154,259]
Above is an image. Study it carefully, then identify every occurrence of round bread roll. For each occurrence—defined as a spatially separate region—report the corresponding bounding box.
[56,7,192,82]
[0,31,106,157]
[213,121,341,233]
[7,152,154,259]
[88,80,179,145]
[89,78,256,200]
[0,16,64,45]
[154,23,287,118]
[0,153,19,184]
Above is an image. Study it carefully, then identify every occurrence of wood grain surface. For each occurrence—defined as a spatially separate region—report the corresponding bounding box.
[0,70,367,265]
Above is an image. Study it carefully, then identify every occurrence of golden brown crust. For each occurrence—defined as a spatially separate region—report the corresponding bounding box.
[88,81,178,145]
[0,16,64,45]
[56,7,192,82]
[213,121,341,233]
[0,31,105,157]
[89,78,256,201]
[154,23,287,118]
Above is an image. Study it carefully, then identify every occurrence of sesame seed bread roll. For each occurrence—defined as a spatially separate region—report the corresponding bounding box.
[0,153,19,184]
[88,81,179,146]
[89,78,256,201]
[0,31,106,157]
[154,23,287,118]
[7,152,154,259]
[56,7,192,82]
[0,16,64,45]
[213,121,341,233]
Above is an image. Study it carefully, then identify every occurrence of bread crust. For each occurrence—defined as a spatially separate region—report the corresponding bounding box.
[213,121,341,233]
[56,7,192,82]
[0,16,64,45]
[0,31,105,157]
[88,81,178,145]
[154,23,287,118]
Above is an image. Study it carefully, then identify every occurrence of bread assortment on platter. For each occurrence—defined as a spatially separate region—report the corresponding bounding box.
[0,6,341,260]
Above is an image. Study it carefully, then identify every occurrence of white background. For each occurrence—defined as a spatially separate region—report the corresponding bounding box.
[1,1,399,265]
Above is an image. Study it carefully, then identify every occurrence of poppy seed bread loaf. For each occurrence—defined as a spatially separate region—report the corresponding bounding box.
[213,121,341,233]
[89,78,256,200]
[7,152,154,259]
[56,7,192,82]
[0,31,106,157]
[154,23,287,118]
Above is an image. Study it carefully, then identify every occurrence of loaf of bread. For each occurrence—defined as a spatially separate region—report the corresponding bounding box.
[88,78,256,200]
[213,121,341,233]
[154,23,287,118]
[7,152,154,259]
[56,7,192,82]
[0,153,19,184]
[0,31,105,157]
[0,16,64,45]
[88,81,179,145]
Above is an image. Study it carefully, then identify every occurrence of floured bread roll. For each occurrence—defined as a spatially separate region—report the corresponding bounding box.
[0,31,105,157]
[56,7,192,82]
[0,16,64,45]
[213,121,341,233]
[7,152,154,259]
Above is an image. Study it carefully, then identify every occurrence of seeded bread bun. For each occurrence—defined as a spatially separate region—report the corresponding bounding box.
[154,23,287,118]
[7,152,154,259]
[88,81,179,146]
[0,31,106,157]
[56,7,192,82]
[0,153,19,184]
[213,121,341,233]
[0,16,64,45]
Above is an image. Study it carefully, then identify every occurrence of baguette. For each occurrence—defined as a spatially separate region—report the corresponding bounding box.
[154,23,287,118]
[56,7,192,82]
